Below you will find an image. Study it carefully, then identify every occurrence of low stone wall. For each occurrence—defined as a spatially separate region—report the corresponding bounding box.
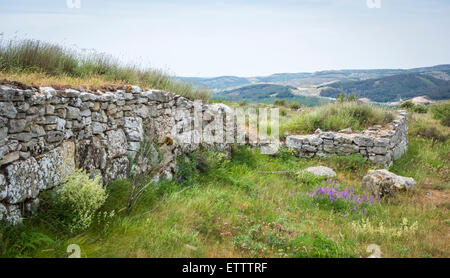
[286,110,408,166]
[0,84,233,225]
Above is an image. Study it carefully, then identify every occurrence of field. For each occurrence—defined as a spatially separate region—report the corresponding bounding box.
[0,105,448,258]
[0,39,449,258]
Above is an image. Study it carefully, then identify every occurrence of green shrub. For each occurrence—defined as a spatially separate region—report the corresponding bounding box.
[414,126,448,143]
[281,102,393,134]
[43,170,107,234]
[413,105,428,114]
[273,99,286,106]
[430,100,450,127]
[287,102,302,110]
[400,101,415,109]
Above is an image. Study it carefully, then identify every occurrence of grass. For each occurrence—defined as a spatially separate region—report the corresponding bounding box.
[1,108,448,258]
[280,101,394,136]
[0,39,210,101]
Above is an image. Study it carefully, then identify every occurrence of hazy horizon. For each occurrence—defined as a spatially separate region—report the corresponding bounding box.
[1,0,450,77]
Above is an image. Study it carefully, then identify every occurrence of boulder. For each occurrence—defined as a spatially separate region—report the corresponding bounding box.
[300,166,336,178]
[362,169,416,198]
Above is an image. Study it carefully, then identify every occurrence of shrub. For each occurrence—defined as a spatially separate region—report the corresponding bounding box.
[44,170,107,234]
[415,126,448,143]
[430,100,450,127]
[287,102,302,110]
[413,105,428,114]
[281,102,393,134]
[273,99,286,106]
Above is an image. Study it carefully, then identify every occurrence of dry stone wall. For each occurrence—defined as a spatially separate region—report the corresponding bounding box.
[0,84,234,225]
[286,110,408,166]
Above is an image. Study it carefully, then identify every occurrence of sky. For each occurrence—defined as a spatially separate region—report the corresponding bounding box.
[0,0,449,77]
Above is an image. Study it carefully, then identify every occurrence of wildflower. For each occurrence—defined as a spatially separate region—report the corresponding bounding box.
[177,176,182,182]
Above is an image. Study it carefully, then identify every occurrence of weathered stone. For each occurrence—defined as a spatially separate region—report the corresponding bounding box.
[0,174,6,201]
[368,145,389,155]
[300,166,336,178]
[8,119,27,133]
[362,169,416,198]
[374,138,390,147]
[66,106,81,119]
[0,151,19,165]
[106,129,127,159]
[46,131,64,143]
[0,127,7,141]
[302,144,317,152]
[6,141,75,204]
[0,102,17,118]
[124,117,143,142]
[337,144,359,154]
[353,135,374,147]
[286,135,302,149]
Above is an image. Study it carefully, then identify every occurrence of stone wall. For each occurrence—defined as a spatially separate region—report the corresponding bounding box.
[286,110,408,166]
[0,84,234,225]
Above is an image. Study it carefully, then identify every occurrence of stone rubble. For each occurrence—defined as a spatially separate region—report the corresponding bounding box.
[362,169,416,198]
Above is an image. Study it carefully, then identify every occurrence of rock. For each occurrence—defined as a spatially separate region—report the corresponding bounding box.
[5,204,22,225]
[0,174,6,201]
[300,166,337,178]
[0,203,6,221]
[66,106,81,119]
[8,119,28,133]
[106,129,127,159]
[0,102,17,118]
[353,135,374,147]
[6,142,75,204]
[339,128,352,133]
[124,117,143,142]
[362,169,416,198]
[0,151,19,166]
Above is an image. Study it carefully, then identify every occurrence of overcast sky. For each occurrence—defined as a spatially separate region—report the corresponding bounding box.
[1,0,449,77]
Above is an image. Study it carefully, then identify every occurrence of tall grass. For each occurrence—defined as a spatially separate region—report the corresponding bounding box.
[281,101,394,135]
[0,39,210,101]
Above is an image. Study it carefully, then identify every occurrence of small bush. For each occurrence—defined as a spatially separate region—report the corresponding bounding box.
[400,101,415,109]
[415,126,448,143]
[273,99,286,106]
[43,170,107,234]
[287,102,301,110]
[413,105,428,114]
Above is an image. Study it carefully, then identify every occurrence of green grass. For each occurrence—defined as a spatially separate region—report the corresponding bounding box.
[280,101,394,135]
[0,39,210,101]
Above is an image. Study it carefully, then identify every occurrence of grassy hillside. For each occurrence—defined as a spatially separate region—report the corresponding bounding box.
[319,73,450,102]
[0,39,210,101]
[178,65,450,93]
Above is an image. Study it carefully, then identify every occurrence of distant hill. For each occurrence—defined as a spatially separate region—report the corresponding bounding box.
[178,64,450,103]
[212,83,329,106]
[318,72,450,102]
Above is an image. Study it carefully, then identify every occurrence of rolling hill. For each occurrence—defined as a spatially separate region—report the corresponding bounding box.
[318,72,450,102]
[212,83,329,106]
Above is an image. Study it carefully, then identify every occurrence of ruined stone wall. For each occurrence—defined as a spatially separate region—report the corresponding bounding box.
[286,110,408,166]
[0,84,233,225]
